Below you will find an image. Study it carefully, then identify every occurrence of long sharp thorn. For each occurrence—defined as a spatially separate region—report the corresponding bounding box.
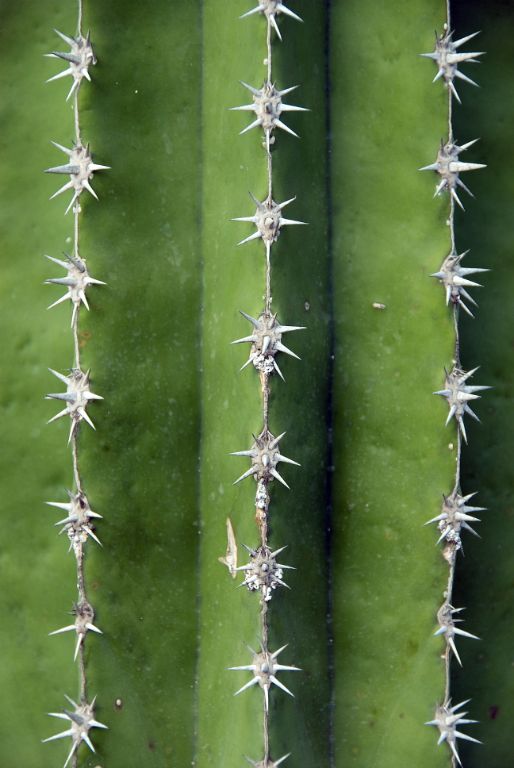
[270,467,290,489]
[279,217,307,226]
[237,231,262,246]
[277,195,296,208]
[233,467,257,485]
[49,624,75,636]
[49,181,74,200]
[46,68,73,83]
[239,119,262,135]
[240,80,261,96]
[277,3,303,21]
[453,31,481,48]
[82,733,96,752]
[231,335,256,345]
[454,732,482,745]
[240,7,262,19]
[86,528,103,546]
[447,51,484,64]
[54,28,76,45]
[51,140,73,156]
[45,164,79,175]
[273,359,285,381]
[48,408,69,424]
[454,70,479,87]
[276,341,300,359]
[280,104,309,113]
[449,80,462,103]
[78,407,95,430]
[270,14,282,40]
[45,253,69,268]
[240,356,254,372]
[449,636,463,666]
[73,636,82,661]
[83,179,98,200]
[451,188,465,210]
[269,431,286,449]
[275,119,299,137]
[42,729,73,743]
[270,675,294,697]
[65,193,80,215]
[454,627,479,640]
[239,310,260,327]
[230,104,257,112]
[234,678,259,696]
[276,453,300,466]
[279,85,300,96]
[278,324,305,333]
[47,293,71,309]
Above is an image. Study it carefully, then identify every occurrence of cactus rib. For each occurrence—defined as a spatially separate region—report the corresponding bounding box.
[42,1,108,765]
[226,4,306,764]
[421,3,487,765]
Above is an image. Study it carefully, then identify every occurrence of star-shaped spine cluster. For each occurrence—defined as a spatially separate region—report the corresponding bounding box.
[434,603,479,667]
[241,0,302,40]
[431,250,488,317]
[46,368,103,443]
[434,366,490,442]
[420,29,484,103]
[425,490,485,550]
[425,699,481,766]
[236,544,294,601]
[229,645,300,711]
[46,141,109,214]
[47,489,103,553]
[419,139,486,210]
[233,311,304,379]
[49,600,102,661]
[233,193,306,252]
[231,81,307,144]
[46,29,97,101]
[43,696,108,768]
[45,253,105,325]
[231,429,299,489]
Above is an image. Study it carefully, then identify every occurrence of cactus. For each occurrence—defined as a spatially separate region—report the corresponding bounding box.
[0,0,513,766]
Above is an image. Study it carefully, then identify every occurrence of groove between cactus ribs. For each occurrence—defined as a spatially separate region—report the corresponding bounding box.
[420,1,488,765]
[42,1,109,765]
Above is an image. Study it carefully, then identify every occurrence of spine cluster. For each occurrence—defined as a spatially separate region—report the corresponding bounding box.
[42,2,109,766]
[420,5,488,766]
[225,2,305,765]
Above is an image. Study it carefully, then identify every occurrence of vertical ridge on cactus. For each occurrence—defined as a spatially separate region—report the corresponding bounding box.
[421,1,488,764]
[2,0,513,766]
[42,1,109,766]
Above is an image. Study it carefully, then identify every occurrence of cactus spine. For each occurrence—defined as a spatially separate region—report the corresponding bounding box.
[42,1,108,764]
[421,2,488,764]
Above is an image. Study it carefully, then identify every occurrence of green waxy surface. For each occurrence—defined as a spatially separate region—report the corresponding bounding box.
[196,2,330,765]
[0,1,511,767]
[330,1,455,766]
[79,1,202,766]
[1,1,202,766]
[452,1,514,764]
[0,2,81,765]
